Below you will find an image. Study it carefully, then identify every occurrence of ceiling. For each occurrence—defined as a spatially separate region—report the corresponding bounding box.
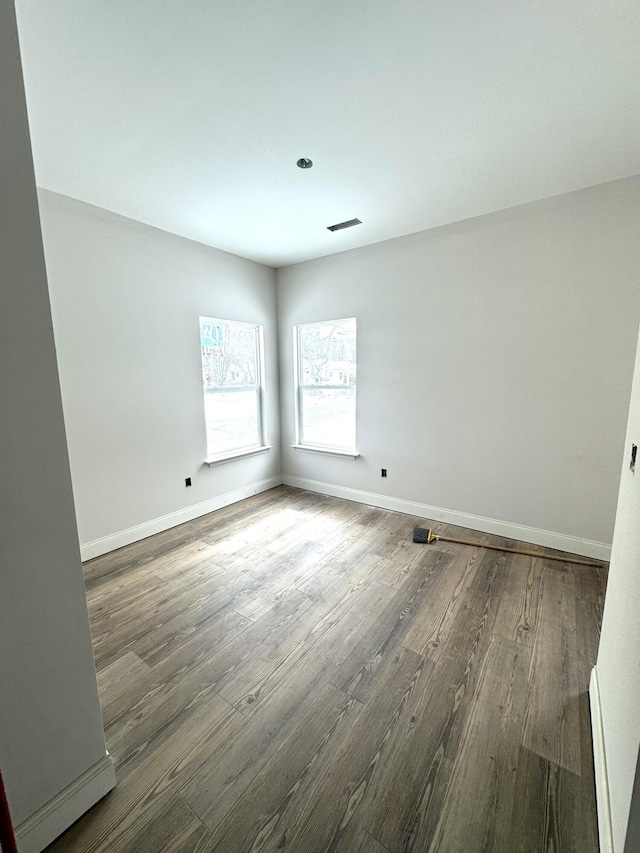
[15,0,640,268]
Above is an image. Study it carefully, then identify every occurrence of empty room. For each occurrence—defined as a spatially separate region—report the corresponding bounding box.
[2,1,640,852]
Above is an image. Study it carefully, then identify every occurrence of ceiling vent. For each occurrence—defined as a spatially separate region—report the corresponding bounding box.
[327,218,362,232]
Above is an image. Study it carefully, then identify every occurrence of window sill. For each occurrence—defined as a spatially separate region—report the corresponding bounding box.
[291,444,360,460]
[206,445,272,466]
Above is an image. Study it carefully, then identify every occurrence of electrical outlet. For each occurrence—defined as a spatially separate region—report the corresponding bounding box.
[381,468,387,478]
[185,477,192,487]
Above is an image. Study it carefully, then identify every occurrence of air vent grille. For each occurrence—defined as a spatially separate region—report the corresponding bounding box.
[327,218,362,232]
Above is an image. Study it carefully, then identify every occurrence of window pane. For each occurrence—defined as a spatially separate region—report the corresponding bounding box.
[200,321,258,389]
[300,387,356,448]
[203,388,260,453]
[298,319,356,386]
[199,317,263,457]
[296,318,357,450]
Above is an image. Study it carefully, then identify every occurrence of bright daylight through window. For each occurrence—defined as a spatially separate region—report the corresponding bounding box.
[295,318,357,452]
[199,317,265,460]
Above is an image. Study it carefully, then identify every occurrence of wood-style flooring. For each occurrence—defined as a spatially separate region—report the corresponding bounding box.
[47,486,606,853]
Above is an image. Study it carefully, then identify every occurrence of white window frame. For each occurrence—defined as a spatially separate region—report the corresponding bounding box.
[199,317,269,464]
[292,318,358,457]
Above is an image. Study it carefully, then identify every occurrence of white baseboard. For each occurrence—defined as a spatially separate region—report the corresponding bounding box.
[282,476,611,561]
[80,474,611,563]
[15,752,116,853]
[590,667,614,853]
[80,476,282,560]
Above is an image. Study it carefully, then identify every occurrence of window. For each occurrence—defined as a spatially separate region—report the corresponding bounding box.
[294,318,357,452]
[199,317,265,460]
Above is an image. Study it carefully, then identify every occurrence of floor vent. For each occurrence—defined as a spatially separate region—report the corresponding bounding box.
[327,218,362,232]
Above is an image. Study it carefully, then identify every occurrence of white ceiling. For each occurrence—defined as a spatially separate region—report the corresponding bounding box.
[15,0,640,268]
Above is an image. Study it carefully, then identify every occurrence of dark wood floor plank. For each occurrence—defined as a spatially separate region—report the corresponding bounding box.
[105,592,312,759]
[107,678,234,780]
[262,507,351,554]
[47,486,603,853]
[178,663,332,831]
[574,594,602,666]
[331,550,451,703]
[364,553,511,853]
[259,648,431,853]
[574,562,608,613]
[295,536,378,600]
[508,746,598,853]
[360,513,419,559]
[233,541,325,621]
[147,540,223,584]
[201,503,309,556]
[82,487,286,589]
[217,577,390,713]
[93,544,309,669]
[574,565,607,666]
[86,561,173,611]
[374,548,426,590]
[133,605,251,669]
[199,685,363,851]
[521,564,582,774]
[48,695,239,852]
[334,825,391,853]
[401,543,483,661]
[434,547,510,662]
[96,651,151,712]
[224,552,385,695]
[150,587,311,694]
[100,792,211,853]
[427,634,531,853]
[90,565,241,667]
[493,553,545,647]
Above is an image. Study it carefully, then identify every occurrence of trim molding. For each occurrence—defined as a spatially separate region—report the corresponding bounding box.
[281,476,612,561]
[291,444,360,459]
[206,445,273,466]
[15,752,116,853]
[80,476,282,560]
[80,474,612,563]
[590,667,615,853]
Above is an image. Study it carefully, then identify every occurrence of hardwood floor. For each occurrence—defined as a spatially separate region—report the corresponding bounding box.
[46,486,606,852]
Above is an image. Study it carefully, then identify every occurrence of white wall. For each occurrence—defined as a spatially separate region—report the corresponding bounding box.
[38,190,280,556]
[277,177,640,556]
[595,324,640,853]
[0,0,113,846]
